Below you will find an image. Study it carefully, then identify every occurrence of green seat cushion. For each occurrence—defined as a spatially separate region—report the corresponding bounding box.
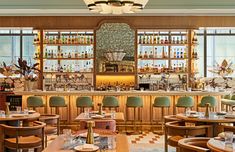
[27,96,44,107]
[102,96,119,107]
[153,96,170,107]
[198,96,217,107]
[126,96,143,107]
[76,96,93,107]
[176,96,194,108]
[49,96,66,107]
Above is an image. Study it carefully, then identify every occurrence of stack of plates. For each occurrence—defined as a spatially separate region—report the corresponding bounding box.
[74,144,99,152]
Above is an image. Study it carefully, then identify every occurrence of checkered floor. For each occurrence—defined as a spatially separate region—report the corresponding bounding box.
[127,131,161,144]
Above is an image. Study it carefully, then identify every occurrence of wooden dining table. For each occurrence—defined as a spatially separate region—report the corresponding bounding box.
[207,138,235,152]
[43,131,129,152]
[176,113,235,136]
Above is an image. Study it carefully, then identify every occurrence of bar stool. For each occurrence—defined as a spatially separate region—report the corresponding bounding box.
[102,96,119,111]
[198,96,217,112]
[27,96,45,112]
[175,96,194,114]
[49,96,68,121]
[221,94,231,111]
[126,96,143,134]
[76,96,93,115]
[151,96,170,132]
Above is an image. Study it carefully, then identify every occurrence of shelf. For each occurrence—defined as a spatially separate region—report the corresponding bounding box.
[42,58,94,60]
[34,43,93,46]
[138,58,169,60]
[96,72,135,75]
[138,43,188,46]
[138,72,188,75]
[43,72,93,75]
[170,58,188,60]
[191,57,199,60]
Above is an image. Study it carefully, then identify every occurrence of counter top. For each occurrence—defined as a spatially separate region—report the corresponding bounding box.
[13,90,230,96]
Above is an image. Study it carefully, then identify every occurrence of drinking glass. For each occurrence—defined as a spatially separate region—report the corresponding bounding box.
[225,131,234,144]
[84,108,90,118]
[63,129,72,141]
[140,87,144,92]
[111,109,116,119]
[16,106,22,113]
[24,108,29,114]
[108,136,116,150]
[185,107,191,116]
[0,110,5,117]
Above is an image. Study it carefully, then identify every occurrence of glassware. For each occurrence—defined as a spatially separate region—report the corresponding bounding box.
[108,136,116,150]
[24,108,29,114]
[63,129,72,141]
[111,109,116,119]
[16,106,22,113]
[84,108,90,118]
[185,107,191,116]
[225,131,233,144]
[140,87,144,92]
[0,110,5,117]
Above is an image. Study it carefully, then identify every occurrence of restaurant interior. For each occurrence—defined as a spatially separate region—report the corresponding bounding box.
[1,0,235,152]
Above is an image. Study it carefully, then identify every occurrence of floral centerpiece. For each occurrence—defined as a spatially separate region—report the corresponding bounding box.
[14,58,40,91]
[208,59,234,89]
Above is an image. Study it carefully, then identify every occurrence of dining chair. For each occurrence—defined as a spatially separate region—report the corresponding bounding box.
[178,137,211,152]
[164,121,212,152]
[1,121,45,152]
[39,114,60,147]
[102,96,119,111]
[198,96,217,112]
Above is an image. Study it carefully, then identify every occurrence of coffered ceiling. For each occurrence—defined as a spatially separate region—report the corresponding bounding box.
[0,0,235,16]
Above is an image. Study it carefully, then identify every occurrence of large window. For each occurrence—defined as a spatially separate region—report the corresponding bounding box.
[0,29,36,65]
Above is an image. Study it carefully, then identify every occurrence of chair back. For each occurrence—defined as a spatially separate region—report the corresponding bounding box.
[165,121,212,137]
[79,120,116,132]
[231,94,235,100]
[223,94,231,100]
[49,96,66,107]
[164,115,182,123]
[27,96,44,108]
[76,96,93,107]
[200,96,217,107]
[39,114,60,135]
[102,96,119,107]
[178,138,210,152]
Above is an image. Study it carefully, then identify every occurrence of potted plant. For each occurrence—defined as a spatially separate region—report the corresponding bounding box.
[14,58,40,91]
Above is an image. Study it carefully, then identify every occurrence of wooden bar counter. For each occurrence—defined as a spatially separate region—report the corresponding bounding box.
[14,90,229,123]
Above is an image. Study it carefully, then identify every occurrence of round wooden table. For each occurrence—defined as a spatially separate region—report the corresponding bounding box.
[207,138,234,152]
[176,113,235,136]
[0,112,40,122]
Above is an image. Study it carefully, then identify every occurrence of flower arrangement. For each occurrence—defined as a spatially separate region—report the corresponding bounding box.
[208,59,234,77]
[14,58,40,82]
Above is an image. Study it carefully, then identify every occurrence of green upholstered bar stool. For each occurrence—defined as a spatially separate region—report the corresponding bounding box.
[151,96,171,132]
[102,96,119,111]
[126,96,143,134]
[27,96,45,112]
[49,96,68,119]
[223,94,235,112]
[221,94,231,111]
[76,96,93,115]
[175,96,194,114]
[198,96,217,112]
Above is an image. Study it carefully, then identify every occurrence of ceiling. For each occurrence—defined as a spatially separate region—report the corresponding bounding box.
[1,0,235,16]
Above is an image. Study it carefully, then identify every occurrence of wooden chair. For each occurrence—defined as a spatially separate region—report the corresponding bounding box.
[39,114,60,147]
[178,137,211,152]
[1,121,45,152]
[164,115,182,123]
[165,121,212,152]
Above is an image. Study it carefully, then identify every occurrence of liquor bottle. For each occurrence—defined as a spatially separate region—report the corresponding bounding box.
[172,37,175,44]
[164,37,168,44]
[147,35,150,44]
[157,34,160,44]
[173,49,176,58]
[180,49,183,58]
[180,36,184,44]
[162,47,165,58]
[75,51,78,58]
[176,37,180,44]
[44,49,48,58]
[153,35,157,44]
[51,50,54,58]
[143,34,146,44]
[90,36,93,44]
[192,49,195,58]
[149,51,153,58]
[144,51,148,58]
[154,48,158,58]
[195,51,198,59]
[184,49,187,58]
[68,52,71,58]
[160,37,164,44]
[177,49,180,58]
[85,51,88,58]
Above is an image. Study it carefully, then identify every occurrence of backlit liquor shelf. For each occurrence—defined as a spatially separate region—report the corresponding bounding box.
[33,29,199,91]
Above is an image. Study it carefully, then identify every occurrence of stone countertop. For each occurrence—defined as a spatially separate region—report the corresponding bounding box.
[13,90,230,96]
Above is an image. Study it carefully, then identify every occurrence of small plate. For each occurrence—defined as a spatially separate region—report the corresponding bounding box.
[78,132,99,138]
[28,110,36,114]
[74,144,99,152]
[216,111,227,115]
[11,113,28,117]
[188,115,199,118]
[91,115,104,119]
[224,115,235,118]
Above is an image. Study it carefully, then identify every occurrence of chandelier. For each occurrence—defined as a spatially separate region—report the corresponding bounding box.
[83,0,149,15]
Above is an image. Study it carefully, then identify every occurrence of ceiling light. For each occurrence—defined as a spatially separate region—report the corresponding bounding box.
[83,0,149,14]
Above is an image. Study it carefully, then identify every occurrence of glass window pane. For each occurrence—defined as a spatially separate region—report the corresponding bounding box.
[23,36,36,65]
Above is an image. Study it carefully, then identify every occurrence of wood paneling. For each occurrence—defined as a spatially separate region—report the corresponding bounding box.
[1,16,235,29]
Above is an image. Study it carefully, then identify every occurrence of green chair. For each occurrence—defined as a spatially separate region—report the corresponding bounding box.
[198,96,217,111]
[152,96,171,132]
[126,96,143,134]
[175,96,194,114]
[76,96,93,114]
[221,94,231,111]
[27,96,44,111]
[49,96,67,117]
[102,96,119,111]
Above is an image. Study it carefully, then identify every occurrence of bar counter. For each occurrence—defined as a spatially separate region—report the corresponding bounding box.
[14,90,229,123]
